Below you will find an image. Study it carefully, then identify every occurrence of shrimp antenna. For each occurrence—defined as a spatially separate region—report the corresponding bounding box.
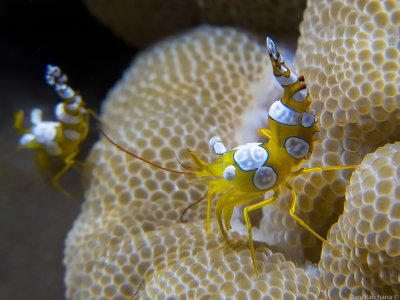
[98,124,195,176]
[179,192,208,223]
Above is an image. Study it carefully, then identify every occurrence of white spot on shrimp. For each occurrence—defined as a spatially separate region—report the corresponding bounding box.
[266,37,277,60]
[269,100,301,126]
[293,88,308,102]
[209,136,227,155]
[66,95,83,112]
[55,84,75,99]
[45,142,62,155]
[28,121,62,155]
[276,72,297,85]
[45,65,62,85]
[253,166,277,190]
[301,112,315,127]
[223,165,236,181]
[63,129,80,140]
[233,144,268,171]
[31,121,59,144]
[55,103,79,124]
[285,137,310,159]
[19,134,35,146]
[30,108,43,125]
[279,65,288,73]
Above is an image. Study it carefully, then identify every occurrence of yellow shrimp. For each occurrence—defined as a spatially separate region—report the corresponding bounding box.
[100,37,358,275]
[14,65,97,196]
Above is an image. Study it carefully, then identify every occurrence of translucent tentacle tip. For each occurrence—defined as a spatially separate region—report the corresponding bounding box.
[266,37,277,60]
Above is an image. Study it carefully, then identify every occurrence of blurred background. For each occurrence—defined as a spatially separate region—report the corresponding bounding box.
[0,1,134,299]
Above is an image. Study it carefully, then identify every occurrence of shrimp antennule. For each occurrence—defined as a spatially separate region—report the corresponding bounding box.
[179,192,208,223]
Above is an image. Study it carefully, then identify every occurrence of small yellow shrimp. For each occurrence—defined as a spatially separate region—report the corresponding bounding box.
[14,65,97,196]
[100,37,358,275]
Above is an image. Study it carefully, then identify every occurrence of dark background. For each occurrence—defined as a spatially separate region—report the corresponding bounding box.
[0,1,134,299]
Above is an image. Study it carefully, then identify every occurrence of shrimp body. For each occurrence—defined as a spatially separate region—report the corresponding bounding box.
[188,38,317,222]
[101,37,358,275]
[186,38,356,275]
[15,65,92,195]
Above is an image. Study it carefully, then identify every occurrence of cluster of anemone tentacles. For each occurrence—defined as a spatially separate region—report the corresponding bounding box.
[64,0,400,299]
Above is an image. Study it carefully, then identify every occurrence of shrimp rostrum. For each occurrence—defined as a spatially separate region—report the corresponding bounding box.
[100,37,358,275]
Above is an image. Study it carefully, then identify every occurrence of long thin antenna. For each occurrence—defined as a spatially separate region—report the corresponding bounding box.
[179,192,208,223]
[98,124,195,176]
